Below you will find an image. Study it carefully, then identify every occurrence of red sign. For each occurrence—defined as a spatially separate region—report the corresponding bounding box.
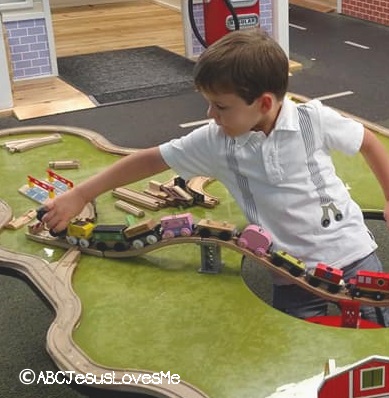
[203,0,260,45]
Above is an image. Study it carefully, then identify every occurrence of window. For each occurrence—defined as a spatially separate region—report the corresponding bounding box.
[361,367,385,390]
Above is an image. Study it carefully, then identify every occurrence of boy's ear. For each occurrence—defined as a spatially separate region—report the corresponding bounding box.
[256,93,273,112]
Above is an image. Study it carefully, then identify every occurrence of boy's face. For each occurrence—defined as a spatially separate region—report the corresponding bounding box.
[202,91,266,138]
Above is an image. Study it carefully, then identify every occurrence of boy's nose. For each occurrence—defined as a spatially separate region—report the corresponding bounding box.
[207,105,218,121]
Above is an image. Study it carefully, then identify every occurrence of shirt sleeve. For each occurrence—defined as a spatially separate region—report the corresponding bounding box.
[312,100,365,155]
[159,122,218,180]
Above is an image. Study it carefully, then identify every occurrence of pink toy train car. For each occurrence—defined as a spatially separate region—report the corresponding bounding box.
[236,224,272,255]
[160,212,194,239]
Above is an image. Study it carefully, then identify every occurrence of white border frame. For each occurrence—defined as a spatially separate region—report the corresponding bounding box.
[0,0,33,12]
[0,14,13,109]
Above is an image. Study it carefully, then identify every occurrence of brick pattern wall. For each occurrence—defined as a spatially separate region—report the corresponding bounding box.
[191,3,206,57]
[260,0,273,36]
[342,0,389,26]
[4,18,52,80]
[190,0,273,57]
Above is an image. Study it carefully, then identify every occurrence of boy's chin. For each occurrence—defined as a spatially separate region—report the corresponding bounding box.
[222,127,241,137]
[225,130,247,138]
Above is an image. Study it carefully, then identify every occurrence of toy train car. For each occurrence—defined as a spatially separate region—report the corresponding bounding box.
[66,219,95,248]
[160,212,194,239]
[196,219,237,241]
[237,224,272,255]
[270,250,306,277]
[348,270,389,301]
[93,224,129,251]
[306,263,344,294]
[122,219,160,249]
[57,218,161,252]
[269,251,389,301]
[33,207,389,302]
[269,252,345,293]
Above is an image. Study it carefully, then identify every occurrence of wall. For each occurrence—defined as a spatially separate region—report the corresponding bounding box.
[342,0,389,26]
[2,0,57,80]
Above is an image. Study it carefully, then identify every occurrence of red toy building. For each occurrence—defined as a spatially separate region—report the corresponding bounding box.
[342,0,389,27]
[318,356,389,398]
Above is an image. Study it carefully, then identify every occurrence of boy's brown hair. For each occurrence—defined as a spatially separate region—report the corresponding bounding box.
[193,28,289,103]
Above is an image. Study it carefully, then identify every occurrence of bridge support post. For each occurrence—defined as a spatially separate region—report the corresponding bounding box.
[339,299,360,328]
[198,242,223,274]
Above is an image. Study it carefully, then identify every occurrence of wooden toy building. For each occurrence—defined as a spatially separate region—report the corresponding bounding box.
[319,356,389,398]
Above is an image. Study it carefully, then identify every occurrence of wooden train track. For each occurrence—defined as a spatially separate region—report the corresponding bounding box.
[2,133,62,153]
[0,199,13,229]
[0,126,220,398]
[112,187,167,210]
[0,245,207,398]
[186,176,219,208]
[2,122,389,397]
[144,176,219,208]
[25,228,389,307]
[0,201,208,398]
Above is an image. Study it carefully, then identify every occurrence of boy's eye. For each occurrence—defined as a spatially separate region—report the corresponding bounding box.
[216,104,227,110]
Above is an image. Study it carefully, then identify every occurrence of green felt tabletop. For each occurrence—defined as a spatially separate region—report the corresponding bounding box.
[1,132,389,398]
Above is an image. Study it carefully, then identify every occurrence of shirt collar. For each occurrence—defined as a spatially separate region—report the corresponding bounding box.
[230,97,299,147]
[233,131,255,147]
[273,96,300,133]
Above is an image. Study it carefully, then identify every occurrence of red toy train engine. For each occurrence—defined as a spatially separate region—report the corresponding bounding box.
[348,270,389,301]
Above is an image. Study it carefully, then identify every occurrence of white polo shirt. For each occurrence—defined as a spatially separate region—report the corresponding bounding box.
[159,97,377,276]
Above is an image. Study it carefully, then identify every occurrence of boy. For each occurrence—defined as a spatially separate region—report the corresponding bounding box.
[42,28,389,325]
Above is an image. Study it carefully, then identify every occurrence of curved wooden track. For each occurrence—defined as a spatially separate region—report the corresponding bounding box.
[0,126,209,398]
[25,228,389,307]
[0,125,137,155]
[0,244,207,398]
[186,176,219,207]
[0,199,13,229]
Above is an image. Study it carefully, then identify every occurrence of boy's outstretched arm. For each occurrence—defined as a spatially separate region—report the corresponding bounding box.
[42,146,169,232]
[360,128,389,227]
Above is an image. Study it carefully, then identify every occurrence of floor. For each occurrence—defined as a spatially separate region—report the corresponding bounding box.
[0,0,335,121]
[288,4,389,130]
[290,0,337,12]
[2,0,186,120]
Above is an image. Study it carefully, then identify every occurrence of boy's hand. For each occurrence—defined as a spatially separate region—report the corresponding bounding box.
[40,188,87,233]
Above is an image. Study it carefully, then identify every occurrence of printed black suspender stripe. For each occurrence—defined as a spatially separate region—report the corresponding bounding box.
[297,105,343,227]
[225,137,260,225]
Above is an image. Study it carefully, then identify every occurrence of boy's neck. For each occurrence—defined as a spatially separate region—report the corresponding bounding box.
[253,101,283,136]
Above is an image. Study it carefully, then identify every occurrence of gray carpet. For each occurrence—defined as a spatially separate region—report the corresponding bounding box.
[58,46,196,105]
[0,91,208,148]
[288,5,389,129]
